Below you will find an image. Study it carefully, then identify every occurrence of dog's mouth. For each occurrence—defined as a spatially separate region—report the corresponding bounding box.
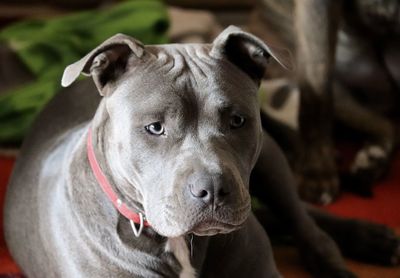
[190,219,245,236]
[185,201,252,236]
[146,192,252,237]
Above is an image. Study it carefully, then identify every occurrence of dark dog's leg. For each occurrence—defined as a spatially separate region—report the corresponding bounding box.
[252,132,355,277]
[254,202,400,267]
[333,82,395,153]
[333,82,396,195]
[306,205,400,266]
[252,133,400,268]
[333,30,399,194]
[294,0,342,204]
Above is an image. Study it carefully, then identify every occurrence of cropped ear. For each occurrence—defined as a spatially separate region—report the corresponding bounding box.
[211,26,292,82]
[61,33,145,96]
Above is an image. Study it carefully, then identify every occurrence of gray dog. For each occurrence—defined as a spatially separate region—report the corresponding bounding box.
[4,26,399,277]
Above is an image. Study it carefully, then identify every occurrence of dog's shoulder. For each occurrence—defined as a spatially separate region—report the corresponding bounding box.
[10,79,100,190]
[20,79,99,156]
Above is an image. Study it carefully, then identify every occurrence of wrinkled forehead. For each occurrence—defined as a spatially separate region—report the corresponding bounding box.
[116,44,259,106]
[148,44,257,87]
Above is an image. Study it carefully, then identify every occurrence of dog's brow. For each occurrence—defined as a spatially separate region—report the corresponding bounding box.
[133,101,184,121]
[137,111,165,120]
[217,103,233,113]
[214,97,253,115]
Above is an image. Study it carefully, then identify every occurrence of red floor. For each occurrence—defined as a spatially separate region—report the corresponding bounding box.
[0,157,19,274]
[326,147,400,228]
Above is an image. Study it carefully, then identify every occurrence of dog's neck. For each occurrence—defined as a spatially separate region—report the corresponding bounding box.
[89,101,146,216]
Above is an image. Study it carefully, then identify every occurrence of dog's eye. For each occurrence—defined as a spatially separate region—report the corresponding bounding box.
[145,122,165,136]
[230,114,246,129]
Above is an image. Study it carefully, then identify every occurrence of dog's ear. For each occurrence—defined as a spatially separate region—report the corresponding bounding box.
[211,26,292,82]
[61,33,145,95]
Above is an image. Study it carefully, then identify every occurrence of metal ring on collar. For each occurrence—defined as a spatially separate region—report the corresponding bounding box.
[130,213,144,237]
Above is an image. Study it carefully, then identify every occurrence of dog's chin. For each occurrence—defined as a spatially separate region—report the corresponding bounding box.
[151,219,246,238]
[189,219,246,237]
[147,204,251,238]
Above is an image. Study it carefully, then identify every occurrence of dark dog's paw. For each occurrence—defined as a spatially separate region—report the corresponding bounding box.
[299,230,356,278]
[336,219,400,266]
[351,145,387,173]
[298,174,339,205]
[296,145,339,205]
[350,145,390,196]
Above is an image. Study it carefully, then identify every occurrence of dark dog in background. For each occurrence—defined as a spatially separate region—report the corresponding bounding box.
[250,0,400,204]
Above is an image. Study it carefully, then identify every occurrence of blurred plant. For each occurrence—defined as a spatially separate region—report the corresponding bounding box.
[0,0,169,144]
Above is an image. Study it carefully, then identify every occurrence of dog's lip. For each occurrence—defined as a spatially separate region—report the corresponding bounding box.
[190,219,245,236]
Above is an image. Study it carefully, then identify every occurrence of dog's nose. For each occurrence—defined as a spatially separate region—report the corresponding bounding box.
[188,173,230,206]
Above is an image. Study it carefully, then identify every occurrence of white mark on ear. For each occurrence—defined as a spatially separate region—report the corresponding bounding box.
[165,236,196,278]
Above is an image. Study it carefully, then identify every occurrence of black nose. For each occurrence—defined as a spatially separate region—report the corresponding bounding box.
[188,172,230,206]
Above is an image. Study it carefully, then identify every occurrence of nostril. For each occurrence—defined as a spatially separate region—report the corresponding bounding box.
[189,184,210,199]
[198,190,208,198]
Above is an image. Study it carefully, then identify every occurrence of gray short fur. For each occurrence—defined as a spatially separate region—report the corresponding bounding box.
[4,26,290,277]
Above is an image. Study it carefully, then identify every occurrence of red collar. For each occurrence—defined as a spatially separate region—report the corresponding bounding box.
[86,129,150,229]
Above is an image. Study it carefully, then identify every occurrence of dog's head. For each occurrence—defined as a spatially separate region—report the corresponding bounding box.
[62,26,290,237]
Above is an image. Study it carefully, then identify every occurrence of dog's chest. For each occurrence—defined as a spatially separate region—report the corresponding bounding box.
[165,237,196,278]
